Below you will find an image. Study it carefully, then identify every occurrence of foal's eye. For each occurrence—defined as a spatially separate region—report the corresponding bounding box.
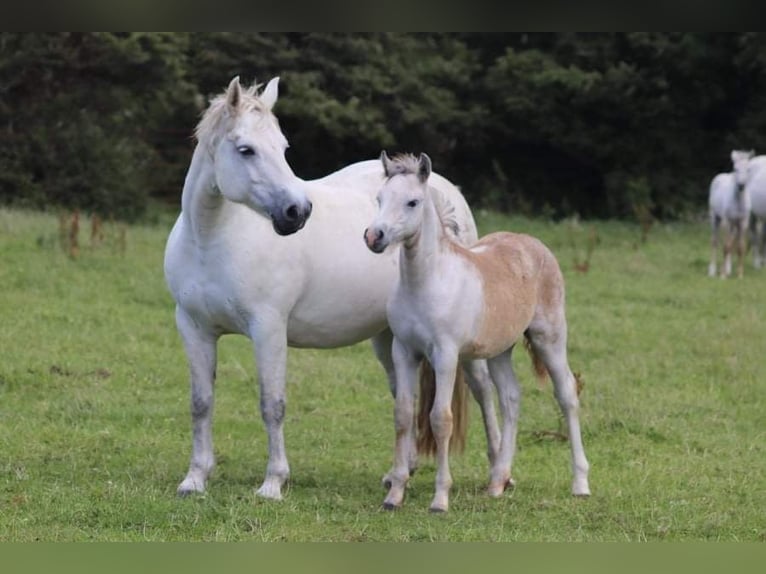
[407,200,420,208]
[237,145,256,157]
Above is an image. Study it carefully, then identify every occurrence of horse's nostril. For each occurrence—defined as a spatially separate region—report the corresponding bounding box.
[306,201,313,216]
[376,229,384,241]
[284,204,299,221]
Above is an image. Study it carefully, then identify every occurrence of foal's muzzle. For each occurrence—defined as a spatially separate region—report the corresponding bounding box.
[364,227,387,253]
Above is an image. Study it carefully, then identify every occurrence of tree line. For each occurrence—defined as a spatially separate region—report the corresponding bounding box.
[2,32,764,221]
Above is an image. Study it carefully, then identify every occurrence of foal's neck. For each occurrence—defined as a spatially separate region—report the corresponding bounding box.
[400,193,450,287]
[181,144,225,242]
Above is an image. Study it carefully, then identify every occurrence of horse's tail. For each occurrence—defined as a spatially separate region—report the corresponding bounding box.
[523,335,548,388]
[416,360,468,457]
[523,334,584,397]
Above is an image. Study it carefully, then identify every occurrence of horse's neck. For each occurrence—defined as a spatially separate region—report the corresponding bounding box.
[181,145,226,242]
[400,196,450,289]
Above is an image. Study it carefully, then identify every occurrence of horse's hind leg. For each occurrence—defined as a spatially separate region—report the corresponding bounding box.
[176,307,218,496]
[527,326,590,497]
[372,329,418,486]
[755,217,765,268]
[485,348,521,497]
[462,360,501,469]
[736,219,747,278]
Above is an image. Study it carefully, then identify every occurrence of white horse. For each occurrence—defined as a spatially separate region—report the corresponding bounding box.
[708,150,752,278]
[364,152,590,512]
[744,154,766,268]
[164,77,500,500]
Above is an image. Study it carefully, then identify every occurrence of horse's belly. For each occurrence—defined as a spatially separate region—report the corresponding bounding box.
[285,285,391,348]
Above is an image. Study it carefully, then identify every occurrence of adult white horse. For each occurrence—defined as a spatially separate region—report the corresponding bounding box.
[164,77,500,500]
[744,153,766,268]
[708,150,752,278]
[364,153,590,512]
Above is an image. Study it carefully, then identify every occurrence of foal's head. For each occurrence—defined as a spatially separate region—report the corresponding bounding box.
[196,76,312,235]
[364,151,432,253]
[731,149,755,189]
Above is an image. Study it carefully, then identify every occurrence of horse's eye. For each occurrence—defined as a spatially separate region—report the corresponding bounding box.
[237,145,256,157]
[407,200,419,208]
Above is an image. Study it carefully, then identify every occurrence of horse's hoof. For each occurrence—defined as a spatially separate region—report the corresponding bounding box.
[429,506,447,514]
[382,501,400,511]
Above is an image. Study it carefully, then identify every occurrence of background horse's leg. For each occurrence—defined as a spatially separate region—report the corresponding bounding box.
[528,329,590,497]
[755,217,765,269]
[485,348,520,497]
[251,316,290,500]
[383,337,419,510]
[462,359,501,468]
[709,214,721,277]
[176,307,219,495]
[372,329,419,486]
[723,220,734,278]
[736,219,747,278]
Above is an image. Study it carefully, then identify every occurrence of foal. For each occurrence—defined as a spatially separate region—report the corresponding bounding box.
[364,152,590,512]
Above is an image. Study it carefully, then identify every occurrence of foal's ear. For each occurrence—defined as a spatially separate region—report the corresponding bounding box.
[418,153,432,182]
[261,77,280,110]
[226,76,242,112]
[380,150,394,177]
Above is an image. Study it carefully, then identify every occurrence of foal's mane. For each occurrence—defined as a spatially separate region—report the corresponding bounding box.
[195,82,270,147]
[385,154,461,238]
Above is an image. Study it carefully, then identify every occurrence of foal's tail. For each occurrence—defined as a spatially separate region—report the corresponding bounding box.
[416,360,469,457]
[523,335,548,388]
[523,334,584,397]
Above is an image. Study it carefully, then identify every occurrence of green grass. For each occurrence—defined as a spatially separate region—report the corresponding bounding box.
[0,207,764,541]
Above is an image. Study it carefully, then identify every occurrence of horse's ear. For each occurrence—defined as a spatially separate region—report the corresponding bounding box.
[261,77,280,110]
[380,150,394,177]
[418,153,432,183]
[226,76,242,112]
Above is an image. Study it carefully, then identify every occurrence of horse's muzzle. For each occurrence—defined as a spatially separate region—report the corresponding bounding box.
[364,227,387,253]
[272,200,313,236]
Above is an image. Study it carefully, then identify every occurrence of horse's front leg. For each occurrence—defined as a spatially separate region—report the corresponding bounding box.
[251,316,290,500]
[736,219,747,279]
[383,337,419,510]
[176,307,219,496]
[372,329,419,487]
[429,348,460,513]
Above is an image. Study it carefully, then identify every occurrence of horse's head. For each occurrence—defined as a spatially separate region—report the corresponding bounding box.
[364,151,431,253]
[731,149,755,190]
[199,76,312,235]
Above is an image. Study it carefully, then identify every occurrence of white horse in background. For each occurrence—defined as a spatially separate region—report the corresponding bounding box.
[744,154,766,268]
[364,153,590,513]
[708,150,752,278]
[164,77,501,500]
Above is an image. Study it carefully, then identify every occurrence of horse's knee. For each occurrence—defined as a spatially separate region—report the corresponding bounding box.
[260,397,286,425]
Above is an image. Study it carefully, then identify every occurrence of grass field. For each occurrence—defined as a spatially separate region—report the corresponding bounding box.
[0,207,764,541]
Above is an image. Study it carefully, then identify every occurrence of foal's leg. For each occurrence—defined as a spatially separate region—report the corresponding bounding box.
[372,329,418,485]
[428,348,460,513]
[485,348,521,497]
[176,307,219,495]
[528,327,590,497]
[709,214,721,277]
[462,359,501,468]
[250,314,290,500]
[383,337,419,510]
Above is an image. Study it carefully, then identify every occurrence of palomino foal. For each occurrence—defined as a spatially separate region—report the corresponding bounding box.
[364,153,590,512]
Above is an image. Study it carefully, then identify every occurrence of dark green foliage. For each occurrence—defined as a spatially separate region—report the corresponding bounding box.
[2,33,766,220]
